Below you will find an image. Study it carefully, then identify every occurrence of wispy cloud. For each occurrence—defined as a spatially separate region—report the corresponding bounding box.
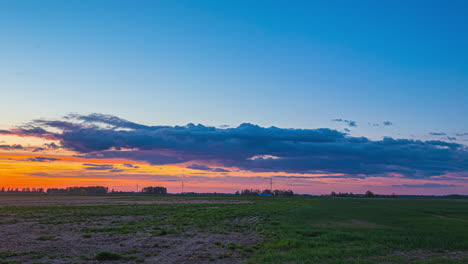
[383,121,393,126]
[186,164,230,172]
[274,175,366,179]
[26,157,61,162]
[429,132,446,136]
[83,163,115,171]
[123,163,140,169]
[332,118,357,127]
[391,183,460,188]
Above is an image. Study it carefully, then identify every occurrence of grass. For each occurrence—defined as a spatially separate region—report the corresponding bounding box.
[151,228,178,236]
[1,195,468,263]
[248,198,468,264]
[95,251,123,261]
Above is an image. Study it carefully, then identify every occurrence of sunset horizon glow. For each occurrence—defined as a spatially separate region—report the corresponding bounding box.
[1,114,466,195]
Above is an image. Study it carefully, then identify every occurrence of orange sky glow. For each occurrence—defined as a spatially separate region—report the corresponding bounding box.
[1,133,466,195]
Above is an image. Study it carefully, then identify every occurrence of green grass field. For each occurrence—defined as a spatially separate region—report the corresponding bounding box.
[1,196,467,263]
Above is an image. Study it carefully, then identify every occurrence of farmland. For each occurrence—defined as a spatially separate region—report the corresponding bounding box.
[0,195,468,264]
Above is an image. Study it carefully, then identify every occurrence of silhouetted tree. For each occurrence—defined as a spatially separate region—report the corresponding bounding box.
[273,189,294,196]
[142,186,167,194]
[239,189,261,196]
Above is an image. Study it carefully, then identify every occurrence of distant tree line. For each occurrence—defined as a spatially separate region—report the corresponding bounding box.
[328,190,397,198]
[0,187,45,193]
[47,186,109,195]
[0,186,170,195]
[141,186,167,194]
[445,194,468,199]
[2,186,467,199]
[235,189,294,196]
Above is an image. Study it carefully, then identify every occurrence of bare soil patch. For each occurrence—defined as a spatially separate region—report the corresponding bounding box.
[0,214,261,263]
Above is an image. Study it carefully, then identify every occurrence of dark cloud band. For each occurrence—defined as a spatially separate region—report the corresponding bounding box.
[3,113,467,179]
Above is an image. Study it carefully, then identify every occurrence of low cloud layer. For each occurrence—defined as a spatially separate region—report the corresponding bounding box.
[391,183,459,188]
[26,157,61,162]
[83,163,115,171]
[3,113,467,179]
[186,164,230,172]
[0,144,23,150]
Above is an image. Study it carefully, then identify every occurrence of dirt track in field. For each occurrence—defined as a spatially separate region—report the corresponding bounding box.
[0,195,251,207]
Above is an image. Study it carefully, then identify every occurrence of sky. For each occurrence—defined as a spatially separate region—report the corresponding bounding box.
[0,0,467,195]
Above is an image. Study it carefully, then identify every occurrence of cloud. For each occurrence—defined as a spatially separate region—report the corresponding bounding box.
[26,157,61,162]
[83,150,183,165]
[186,164,230,172]
[274,175,366,179]
[83,163,115,171]
[122,163,140,168]
[432,173,468,182]
[391,183,460,188]
[45,142,60,149]
[9,126,54,138]
[65,113,149,130]
[430,132,447,136]
[248,155,280,160]
[3,113,467,179]
[332,118,357,127]
[28,172,50,177]
[455,133,468,137]
[32,147,46,152]
[383,121,393,126]
[0,144,24,150]
[0,130,13,135]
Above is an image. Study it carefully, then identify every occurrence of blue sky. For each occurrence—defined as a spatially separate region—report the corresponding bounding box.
[1,0,467,141]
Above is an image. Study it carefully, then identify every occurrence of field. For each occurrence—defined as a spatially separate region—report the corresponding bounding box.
[1,195,468,264]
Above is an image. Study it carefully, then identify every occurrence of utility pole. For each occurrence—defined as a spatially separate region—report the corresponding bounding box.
[270,178,273,191]
[136,184,139,193]
[181,178,184,195]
